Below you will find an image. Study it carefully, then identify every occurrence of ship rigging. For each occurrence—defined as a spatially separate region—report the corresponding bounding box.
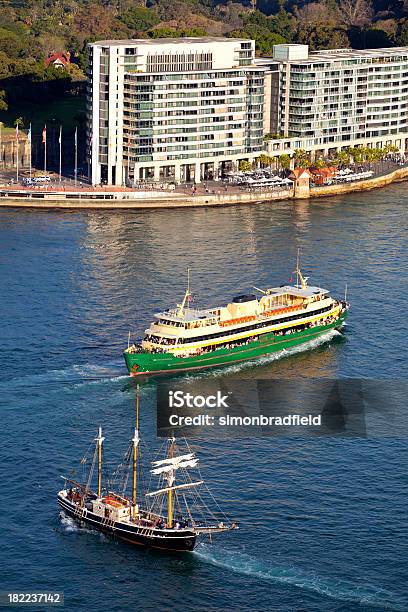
[58,387,237,552]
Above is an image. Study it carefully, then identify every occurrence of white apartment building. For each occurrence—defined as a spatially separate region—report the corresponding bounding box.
[87,37,266,185]
[261,44,408,160]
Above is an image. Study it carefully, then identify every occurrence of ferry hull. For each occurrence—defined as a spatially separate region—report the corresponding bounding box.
[58,495,197,552]
[124,312,348,376]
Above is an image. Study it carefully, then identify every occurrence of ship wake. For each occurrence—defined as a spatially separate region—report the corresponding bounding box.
[186,329,343,380]
[59,512,105,539]
[1,361,128,392]
[194,544,406,610]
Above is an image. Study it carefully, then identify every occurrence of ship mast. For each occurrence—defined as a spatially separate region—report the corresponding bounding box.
[132,385,140,516]
[294,248,308,290]
[148,448,202,526]
[95,427,104,498]
[177,268,192,317]
[167,438,175,528]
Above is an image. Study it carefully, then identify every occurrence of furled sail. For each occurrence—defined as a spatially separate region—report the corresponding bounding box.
[152,453,195,467]
[151,458,198,475]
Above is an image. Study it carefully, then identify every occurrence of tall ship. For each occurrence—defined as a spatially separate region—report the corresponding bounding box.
[124,261,349,376]
[58,388,237,552]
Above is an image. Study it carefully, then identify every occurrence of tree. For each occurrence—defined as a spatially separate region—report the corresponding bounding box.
[373,148,384,162]
[279,153,291,169]
[14,116,24,128]
[396,21,408,46]
[0,90,7,111]
[149,27,207,38]
[383,144,399,155]
[338,0,373,29]
[73,4,122,46]
[314,157,326,168]
[257,153,270,167]
[121,7,160,32]
[293,2,349,50]
[214,3,245,31]
[347,146,364,163]
[363,147,376,165]
[148,0,212,21]
[66,63,86,82]
[334,150,350,166]
[239,160,252,171]
[0,27,25,58]
[37,34,67,59]
[293,148,308,164]
[229,26,286,55]
[268,10,294,40]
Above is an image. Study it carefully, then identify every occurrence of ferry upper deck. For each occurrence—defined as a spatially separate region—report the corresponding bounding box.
[142,283,335,345]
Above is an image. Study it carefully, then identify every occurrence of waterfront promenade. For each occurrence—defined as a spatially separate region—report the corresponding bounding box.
[1,164,408,209]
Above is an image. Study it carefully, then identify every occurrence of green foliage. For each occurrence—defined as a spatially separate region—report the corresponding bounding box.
[257,153,274,167]
[396,21,408,45]
[265,132,285,140]
[341,145,398,165]
[239,160,252,171]
[279,154,291,169]
[333,150,351,166]
[383,144,399,154]
[230,25,286,55]
[293,148,308,161]
[0,27,26,57]
[292,149,310,168]
[149,27,207,38]
[346,146,364,163]
[0,89,7,111]
[268,11,294,40]
[231,9,291,53]
[243,9,293,40]
[32,64,75,82]
[121,7,160,32]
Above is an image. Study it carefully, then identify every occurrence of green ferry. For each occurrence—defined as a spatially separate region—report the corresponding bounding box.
[124,266,349,376]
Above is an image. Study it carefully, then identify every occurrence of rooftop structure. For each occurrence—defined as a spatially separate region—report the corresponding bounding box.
[45,51,71,68]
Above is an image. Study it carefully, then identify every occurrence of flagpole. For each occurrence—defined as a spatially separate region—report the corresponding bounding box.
[28,123,32,180]
[59,125,62,183]
[44,126,47,173]
[74,127,78,186]
[16,124,19,183]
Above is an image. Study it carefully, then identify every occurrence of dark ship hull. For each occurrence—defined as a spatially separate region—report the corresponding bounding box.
[58,494,197,552]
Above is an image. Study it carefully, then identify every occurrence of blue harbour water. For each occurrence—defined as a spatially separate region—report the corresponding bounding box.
[1,185,408,611]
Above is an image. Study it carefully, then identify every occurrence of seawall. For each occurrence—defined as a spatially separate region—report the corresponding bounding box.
[0,189,293,209]
[310,165,408,197]
[1,166,407,210]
